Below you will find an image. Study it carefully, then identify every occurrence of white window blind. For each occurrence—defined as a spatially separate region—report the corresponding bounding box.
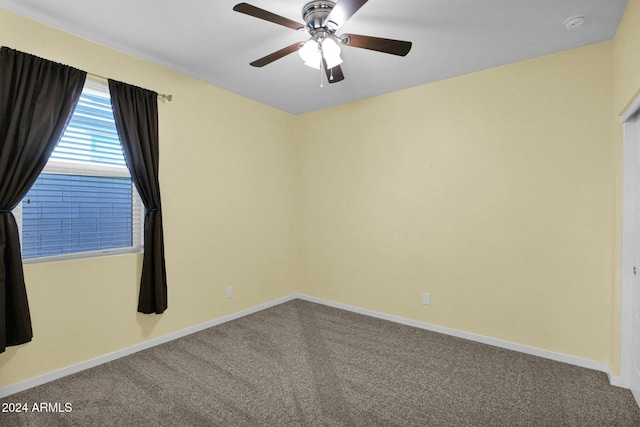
[52,85,126,166]
[18,79,144,261]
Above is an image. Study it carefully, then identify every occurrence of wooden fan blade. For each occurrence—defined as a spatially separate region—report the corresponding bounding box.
[342,33,412,56]
[324,0,368,29]
[250,42,303,67]
[323,59,345,83]
[233,3,305,31]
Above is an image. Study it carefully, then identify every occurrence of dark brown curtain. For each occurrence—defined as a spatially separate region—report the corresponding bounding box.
[108,79,167,314]
[0,47,86,353]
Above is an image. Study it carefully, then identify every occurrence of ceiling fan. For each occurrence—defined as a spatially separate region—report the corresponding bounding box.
[232,0,412,84]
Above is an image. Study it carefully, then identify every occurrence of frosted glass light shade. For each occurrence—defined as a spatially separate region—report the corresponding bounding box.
[322,37,343,69]
[299,40,321,69]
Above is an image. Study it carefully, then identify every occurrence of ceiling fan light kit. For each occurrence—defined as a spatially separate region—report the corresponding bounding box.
[233,0,412,84]
[299,36,343,69]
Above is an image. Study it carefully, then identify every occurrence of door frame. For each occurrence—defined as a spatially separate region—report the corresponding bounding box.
[620,91,640,395]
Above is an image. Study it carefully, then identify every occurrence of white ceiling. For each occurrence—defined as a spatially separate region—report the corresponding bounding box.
[0,0,629,114]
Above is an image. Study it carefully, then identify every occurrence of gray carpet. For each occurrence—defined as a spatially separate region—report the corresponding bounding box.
[1,299,639,426]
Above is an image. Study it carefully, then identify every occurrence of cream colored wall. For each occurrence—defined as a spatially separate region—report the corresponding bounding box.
[297,41,615,365]
[0,10,299,388]
[611,0,640,376]
[614,0,640,113]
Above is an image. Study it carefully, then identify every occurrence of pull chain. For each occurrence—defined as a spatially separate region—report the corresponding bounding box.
[319,42,324,88]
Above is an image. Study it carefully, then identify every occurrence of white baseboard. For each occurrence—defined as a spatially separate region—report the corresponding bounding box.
[294,294,614,379]
[0,293,619,398]
[608,368,625,388]
[0,295,297,399]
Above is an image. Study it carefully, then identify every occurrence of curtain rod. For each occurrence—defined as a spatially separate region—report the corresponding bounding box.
[87,71,173,102]
[0,46,172,101]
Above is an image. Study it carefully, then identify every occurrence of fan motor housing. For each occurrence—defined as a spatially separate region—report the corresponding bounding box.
[302,1,335,30]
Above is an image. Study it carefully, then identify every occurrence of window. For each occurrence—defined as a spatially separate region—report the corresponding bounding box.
[14,79,144,262]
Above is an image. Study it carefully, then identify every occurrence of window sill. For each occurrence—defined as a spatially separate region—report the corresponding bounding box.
[22,247,144,265]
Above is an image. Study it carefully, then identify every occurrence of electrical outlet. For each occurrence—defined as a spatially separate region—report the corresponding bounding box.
[226,287,233,299]
[422,293,431,306]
